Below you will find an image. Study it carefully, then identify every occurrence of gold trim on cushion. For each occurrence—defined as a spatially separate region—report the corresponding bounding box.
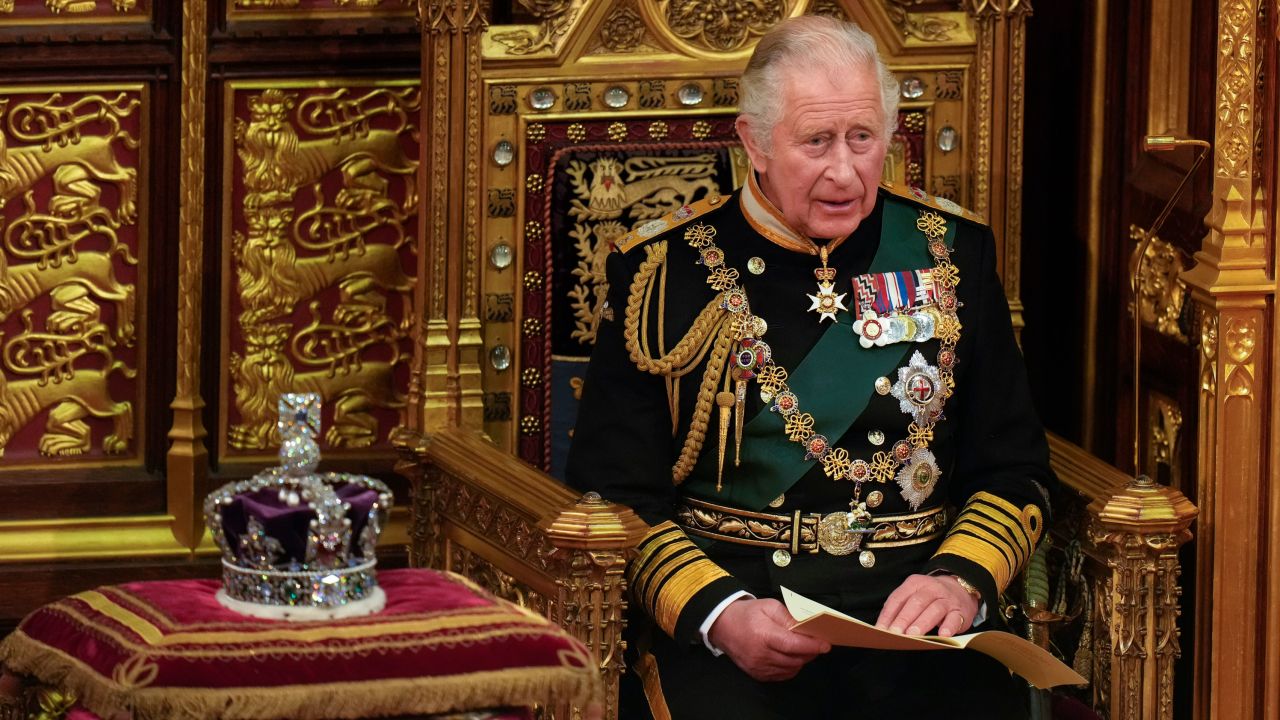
[932,491,1043,593]
[0,631,598,720]
[628,522,730,637]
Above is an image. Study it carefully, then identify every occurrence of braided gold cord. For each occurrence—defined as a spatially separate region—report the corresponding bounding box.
[624,242,728,375]
[672,317,735,485]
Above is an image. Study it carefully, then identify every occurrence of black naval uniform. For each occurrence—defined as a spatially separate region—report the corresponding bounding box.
[566,176,1055,719]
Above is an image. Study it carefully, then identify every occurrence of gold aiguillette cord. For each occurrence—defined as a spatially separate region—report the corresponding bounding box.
[715,391,735,492]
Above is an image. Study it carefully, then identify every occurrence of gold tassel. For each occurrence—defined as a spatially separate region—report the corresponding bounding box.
[733,378,746,467]
[715,391,735,492]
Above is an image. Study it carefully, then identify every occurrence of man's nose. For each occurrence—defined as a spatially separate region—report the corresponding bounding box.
[825,143,858,187]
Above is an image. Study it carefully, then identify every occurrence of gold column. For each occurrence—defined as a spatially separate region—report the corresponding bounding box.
[413,0,488,432]
[966,0,1031,333]
[1088,476,1197,720]
[1179,1,1273,718]
[167,0,209,549]
[543,493,648,720]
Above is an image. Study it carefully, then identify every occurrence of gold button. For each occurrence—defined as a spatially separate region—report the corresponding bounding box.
[772,549,792,567]
[768,493,785,508]
[866,490,883,508]
[859,550,875,568]
[748,256,766,275]
[875,377,892,395]
[867,430,885,446]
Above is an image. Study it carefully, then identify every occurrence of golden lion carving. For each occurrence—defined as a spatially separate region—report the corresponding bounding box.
[235,89,417,210]
[0,361,134,457]
[233,206,413,328]
[229,323,405,450]
[0,126,138,225]
[0,251,135,345]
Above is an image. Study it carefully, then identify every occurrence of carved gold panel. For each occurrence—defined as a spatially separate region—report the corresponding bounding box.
[0,84,147,468]
[227,0,414,21]
[219,79,419,463]
[1130,225,1189,342]
[0,0,148,25]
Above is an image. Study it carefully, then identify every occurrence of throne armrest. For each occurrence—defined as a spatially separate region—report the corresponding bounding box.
[392,426,647,720]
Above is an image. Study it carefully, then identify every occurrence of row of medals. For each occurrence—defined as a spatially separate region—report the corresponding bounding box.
[684,209,962,560]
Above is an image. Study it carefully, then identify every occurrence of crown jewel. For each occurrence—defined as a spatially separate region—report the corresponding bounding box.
[203,393,393,620]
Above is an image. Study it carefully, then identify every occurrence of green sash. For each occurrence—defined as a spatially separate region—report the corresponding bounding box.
[683,198,956,509]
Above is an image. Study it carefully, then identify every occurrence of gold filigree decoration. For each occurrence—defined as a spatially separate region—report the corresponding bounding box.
[1215,0,1254,180]
[884,0,960,43]
[692,120,712,139]
[649,121,669,140]
[526,122,546,142]
[492,0,581,55]
[566,123,586,142]
[600,3,645,52]
[661,0,785,52]
[607,122,628,142]
[563,155,720,345]
[1129,225,1188,342]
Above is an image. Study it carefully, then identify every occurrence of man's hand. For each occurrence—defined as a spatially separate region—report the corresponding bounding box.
[875,574,980,637]
[707,598,831,682]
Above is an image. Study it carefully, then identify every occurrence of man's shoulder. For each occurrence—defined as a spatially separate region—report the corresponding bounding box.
[878,179,987,228]
[613,192,736,258]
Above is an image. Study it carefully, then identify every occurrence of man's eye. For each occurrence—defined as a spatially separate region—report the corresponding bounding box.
[807,136,826,146]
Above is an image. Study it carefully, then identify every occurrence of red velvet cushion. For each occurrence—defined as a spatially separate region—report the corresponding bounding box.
[0,569,597,719]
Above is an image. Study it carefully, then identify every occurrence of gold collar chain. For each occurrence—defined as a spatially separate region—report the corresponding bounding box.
[684,209,962,556]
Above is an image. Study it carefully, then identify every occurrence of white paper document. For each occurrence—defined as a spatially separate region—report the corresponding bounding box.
[781,587,1087,689]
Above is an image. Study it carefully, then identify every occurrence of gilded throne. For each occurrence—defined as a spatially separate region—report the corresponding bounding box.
[395,2,1196,719]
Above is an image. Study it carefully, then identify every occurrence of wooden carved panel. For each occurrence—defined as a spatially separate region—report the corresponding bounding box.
[0,85,147,468]
[219,80,419,462]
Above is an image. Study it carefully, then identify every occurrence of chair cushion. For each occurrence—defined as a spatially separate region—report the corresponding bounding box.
[0,569,597,719]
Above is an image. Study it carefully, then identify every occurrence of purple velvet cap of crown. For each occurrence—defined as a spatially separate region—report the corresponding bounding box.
[220,482,380,568]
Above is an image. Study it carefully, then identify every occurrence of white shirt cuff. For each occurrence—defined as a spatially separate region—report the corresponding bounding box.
[698,590,754,656]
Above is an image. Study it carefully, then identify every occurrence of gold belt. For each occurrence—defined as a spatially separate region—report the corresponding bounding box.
[675,496,949,556]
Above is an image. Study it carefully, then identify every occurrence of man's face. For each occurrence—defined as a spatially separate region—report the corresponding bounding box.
[738,63,888,239]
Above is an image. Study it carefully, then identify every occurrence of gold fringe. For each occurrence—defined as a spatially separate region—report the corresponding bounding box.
[0,631,600,720]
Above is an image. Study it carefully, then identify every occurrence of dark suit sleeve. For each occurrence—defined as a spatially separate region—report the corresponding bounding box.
[922,223,1057,610]
[566,247,747,644]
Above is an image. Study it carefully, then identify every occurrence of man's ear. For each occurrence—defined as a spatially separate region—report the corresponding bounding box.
[735,115,769,174]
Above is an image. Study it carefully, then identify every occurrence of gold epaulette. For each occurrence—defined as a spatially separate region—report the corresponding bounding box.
[614,193,726,255]
[932,491,1043,594]
[879,179,987,225]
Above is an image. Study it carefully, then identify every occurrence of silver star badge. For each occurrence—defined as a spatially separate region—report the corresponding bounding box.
[807,281,848,323]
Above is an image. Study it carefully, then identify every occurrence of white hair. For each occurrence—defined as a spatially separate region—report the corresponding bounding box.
[738,15,900,155]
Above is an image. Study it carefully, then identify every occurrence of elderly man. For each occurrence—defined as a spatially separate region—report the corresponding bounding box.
[566,15,1053,719]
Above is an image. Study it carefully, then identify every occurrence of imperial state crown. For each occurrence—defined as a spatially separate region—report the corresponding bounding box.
[203,393,393,620]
